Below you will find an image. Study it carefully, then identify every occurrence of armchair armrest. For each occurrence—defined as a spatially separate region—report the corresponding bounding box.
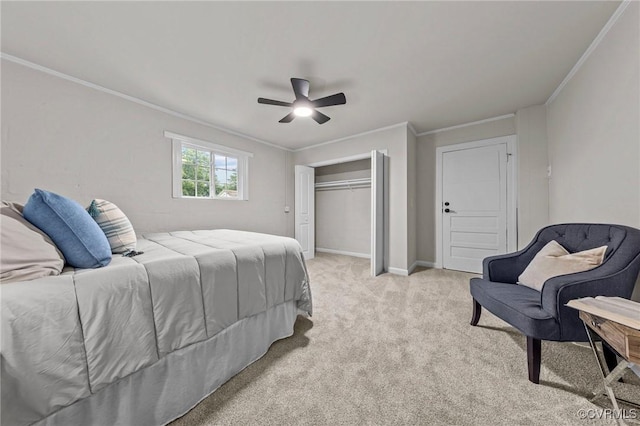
[541,253,640,322]
[483,244,542,283]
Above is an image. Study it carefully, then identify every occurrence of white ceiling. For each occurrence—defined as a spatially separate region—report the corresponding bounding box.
[1,1,620,150]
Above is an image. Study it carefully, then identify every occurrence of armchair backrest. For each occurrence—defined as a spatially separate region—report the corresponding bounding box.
[531,224,640,341]
[494,224,639,284]
[536,223,640,263]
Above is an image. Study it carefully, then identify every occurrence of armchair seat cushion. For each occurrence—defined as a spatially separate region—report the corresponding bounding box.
[470,277,561,341]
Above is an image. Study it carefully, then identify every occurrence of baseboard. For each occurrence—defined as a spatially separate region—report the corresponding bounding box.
[315,248,371,259]
[389,260,437,277]
[387,267,409,276]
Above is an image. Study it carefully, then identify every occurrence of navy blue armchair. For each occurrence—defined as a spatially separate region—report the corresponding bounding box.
[469,223,640,383]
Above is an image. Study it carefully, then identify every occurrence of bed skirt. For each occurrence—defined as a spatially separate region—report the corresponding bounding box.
[36,300,299,426]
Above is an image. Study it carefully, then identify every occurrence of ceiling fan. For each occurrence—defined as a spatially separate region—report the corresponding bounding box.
[258,78,346,124]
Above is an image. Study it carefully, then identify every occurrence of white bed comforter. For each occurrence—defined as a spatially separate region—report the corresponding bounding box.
[1,230,311,426]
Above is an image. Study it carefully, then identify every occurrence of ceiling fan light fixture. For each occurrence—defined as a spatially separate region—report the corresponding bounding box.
[293,106,313,117]
[258,78,346,124]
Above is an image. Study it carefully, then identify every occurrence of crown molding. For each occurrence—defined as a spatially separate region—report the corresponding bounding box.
[1,52,292,152]
[416,113,515,137]
[545,0,631,106]
[407,121,418,137]
[294,122,411,152]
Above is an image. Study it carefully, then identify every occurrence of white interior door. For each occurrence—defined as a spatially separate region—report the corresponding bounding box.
[295,165,315,260]
[442,143,508,273]
[371,150,384,276]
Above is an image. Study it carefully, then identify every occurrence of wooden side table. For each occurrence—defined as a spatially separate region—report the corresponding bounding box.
[568,298,640,426]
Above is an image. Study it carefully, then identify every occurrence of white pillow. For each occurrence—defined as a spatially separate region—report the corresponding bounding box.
[1,201,64,283]
[518,240,607,291]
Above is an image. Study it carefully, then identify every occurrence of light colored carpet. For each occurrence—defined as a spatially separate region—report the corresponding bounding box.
[172,253,639,425]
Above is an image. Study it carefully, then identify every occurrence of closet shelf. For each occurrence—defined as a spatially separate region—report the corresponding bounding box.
[315,178,371,191]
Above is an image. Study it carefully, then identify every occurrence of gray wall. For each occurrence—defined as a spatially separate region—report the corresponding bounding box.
[516,105,549,248]
[315,159,371,256]
[294,124,410,272]
[545,3,639,300]
[547,2,639,228]
[1,60,293,237]
[315,159,371,183]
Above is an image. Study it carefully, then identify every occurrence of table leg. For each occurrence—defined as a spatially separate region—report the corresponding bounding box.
[585,322,611,379]
[583,323,637,426]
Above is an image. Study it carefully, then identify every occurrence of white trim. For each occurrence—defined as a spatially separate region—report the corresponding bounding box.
[306,149,388,168]
[172,139,183,198]
[293,122,410,152]
[388,267,409,276]
[407,260,437,274]
[407,122,418,137]
[508,140,518,253]
[315,248,370,259]
[307,153,371,168]
[164,131,254,158]
[546,0,632,106]
[241,153,250,201]
[416,114,515,137]
[435,146,443,269]
[355,260,435,276]
[435,135,518,269]
[1,52,290,152]
[370,150,385,277]
[415,260,436,269]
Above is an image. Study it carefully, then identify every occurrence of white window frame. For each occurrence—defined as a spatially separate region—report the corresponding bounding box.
[165,131,252,201]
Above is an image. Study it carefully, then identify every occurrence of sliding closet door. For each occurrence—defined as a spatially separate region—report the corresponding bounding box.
[371,151,384,276]
[295,165,315,260]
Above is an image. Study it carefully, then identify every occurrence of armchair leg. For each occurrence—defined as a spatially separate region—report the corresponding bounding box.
[527,337,541,384]
[470,299,482,326]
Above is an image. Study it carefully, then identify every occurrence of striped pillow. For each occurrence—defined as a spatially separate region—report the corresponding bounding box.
[87,199,136,254]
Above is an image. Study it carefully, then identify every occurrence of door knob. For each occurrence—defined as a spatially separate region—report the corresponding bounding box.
[444,202,450,206]
[444,208,451,213]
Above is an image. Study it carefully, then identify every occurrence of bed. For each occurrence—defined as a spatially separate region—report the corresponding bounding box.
[1,229,312,426]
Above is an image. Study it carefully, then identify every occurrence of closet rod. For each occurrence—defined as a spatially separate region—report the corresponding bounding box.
[315,178,371,191]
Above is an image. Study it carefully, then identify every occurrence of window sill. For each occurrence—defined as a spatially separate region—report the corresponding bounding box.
[173,196,248,201]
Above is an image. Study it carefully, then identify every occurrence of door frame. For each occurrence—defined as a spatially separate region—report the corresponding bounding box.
[434,135,518,269]
[371,150,385,276]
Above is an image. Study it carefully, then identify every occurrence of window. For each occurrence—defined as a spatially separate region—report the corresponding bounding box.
[213,154,239,198]
[166,131,251,200]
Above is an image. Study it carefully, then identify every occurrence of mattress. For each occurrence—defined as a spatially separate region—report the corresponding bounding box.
[1,230,312,426]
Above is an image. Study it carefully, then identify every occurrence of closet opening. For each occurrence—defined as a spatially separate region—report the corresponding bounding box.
[315,158,372,259]
[295,150,386,277]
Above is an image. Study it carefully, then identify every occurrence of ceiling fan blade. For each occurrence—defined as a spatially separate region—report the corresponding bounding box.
[311,110,331,124]
[258,98,292,107]
[279,112,296,123]
[312,93,346,108]
[291,78,310,99]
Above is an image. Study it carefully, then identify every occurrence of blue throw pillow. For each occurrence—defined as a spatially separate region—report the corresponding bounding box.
[23,189,112,268]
